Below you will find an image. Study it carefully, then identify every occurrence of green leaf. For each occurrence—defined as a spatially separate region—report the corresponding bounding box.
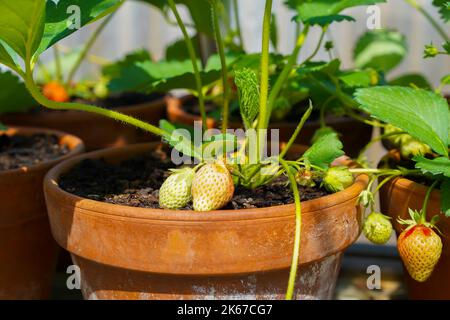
[389,73,432,89]
[338,70,374,88]
[0,0,46,59]
[296,14,354,26]
[0,122,7,130]
[270,14,278,50]
[202,133,238,160]
[355,86,449,156]
[165,36,199,61]
[289,0,386,26]
[297,59,341,77]
[432,0,450,23]
[107,53,238,93]
[138,0,214,36]
[354,30,407,73]
[441,178,450,217]
[160,119,201,159]
[102,49,152,78]
[302,132,345,168]
[413,156,450,178]
[234,68,260,129]
[311,126,339,144]
[0,71,36,114]
[38,0,123,54]
[0,41,19,71]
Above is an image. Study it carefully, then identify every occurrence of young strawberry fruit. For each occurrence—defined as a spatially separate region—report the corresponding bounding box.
[363,212,393,245]
[159,167,195,209]
[191,163,234,211]
[397,209,442,282]
[42,81,69,102]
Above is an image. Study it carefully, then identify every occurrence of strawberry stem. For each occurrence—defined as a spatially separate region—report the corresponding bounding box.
[280,159,302,300]
[420,180,439,223]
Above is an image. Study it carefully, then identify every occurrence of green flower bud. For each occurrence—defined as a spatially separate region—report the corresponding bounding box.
[363,212,393,245]
[295,169,316,187]
[322,166,354,193]
[423,44,439,58]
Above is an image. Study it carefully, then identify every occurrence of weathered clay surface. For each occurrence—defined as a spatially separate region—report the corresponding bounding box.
[45,143,368,300]
[0,127,84,299]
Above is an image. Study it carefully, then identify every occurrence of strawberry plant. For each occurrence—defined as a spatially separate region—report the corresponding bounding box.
[0,0,372,299]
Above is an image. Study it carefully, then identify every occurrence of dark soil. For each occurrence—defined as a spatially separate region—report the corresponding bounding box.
[59,149,329,210]
[0,134,69,171]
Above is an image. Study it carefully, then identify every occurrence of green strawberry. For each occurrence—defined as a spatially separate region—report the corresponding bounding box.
[363,212,393,245]
[159,167,195,209]
[322,166,354,193]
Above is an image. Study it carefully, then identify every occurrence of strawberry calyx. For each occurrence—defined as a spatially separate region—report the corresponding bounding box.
[397,208,441,237]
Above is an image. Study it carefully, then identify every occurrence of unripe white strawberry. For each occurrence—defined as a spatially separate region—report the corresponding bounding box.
[191,163,235,211]
[159,167,195,209]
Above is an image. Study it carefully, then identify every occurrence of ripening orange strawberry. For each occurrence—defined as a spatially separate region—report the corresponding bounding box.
[397,224,442,282]
[42,81,69,102]
[191,163,234,211]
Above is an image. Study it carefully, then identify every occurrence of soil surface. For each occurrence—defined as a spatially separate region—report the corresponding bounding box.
[0,134,69,171]
[59,149,330,210]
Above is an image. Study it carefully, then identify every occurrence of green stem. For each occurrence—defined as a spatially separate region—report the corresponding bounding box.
[421,180,439,221]
[301,25,328,65]
[356,131,407,164]
[405,0,449,42]
[24,62,168,139]
[168,0,207,131]
[258,0,273,132]
[233,0,244,49]
[66,12,116,86]
[53,45,63,83]
[280,159,302,300]
[211,0,230,134]
[279,103,313,159]
[266,24,310,128]
[256,0,273,162]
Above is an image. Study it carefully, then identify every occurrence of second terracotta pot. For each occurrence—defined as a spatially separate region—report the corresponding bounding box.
[0,127,84,299]
[44,143,368,300]
[166,96,373,158]
[1,98,166,151]
[379,150,449,300]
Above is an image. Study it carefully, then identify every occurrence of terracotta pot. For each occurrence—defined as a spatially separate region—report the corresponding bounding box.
[0,127,84,299]
[0,98,166,151]
[44,142,368,300]
[166,95,373,158]
[379,150,449,300]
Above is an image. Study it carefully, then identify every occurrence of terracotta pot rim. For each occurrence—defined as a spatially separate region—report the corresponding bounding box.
[44,142,369,223]
[167,94,362,127]
[0,126,85,177]
[2,97,166,120]
[380,149,441,200]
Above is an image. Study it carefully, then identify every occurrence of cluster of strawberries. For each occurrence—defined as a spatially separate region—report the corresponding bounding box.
[159,163,234,212]
[364,211,442,282]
